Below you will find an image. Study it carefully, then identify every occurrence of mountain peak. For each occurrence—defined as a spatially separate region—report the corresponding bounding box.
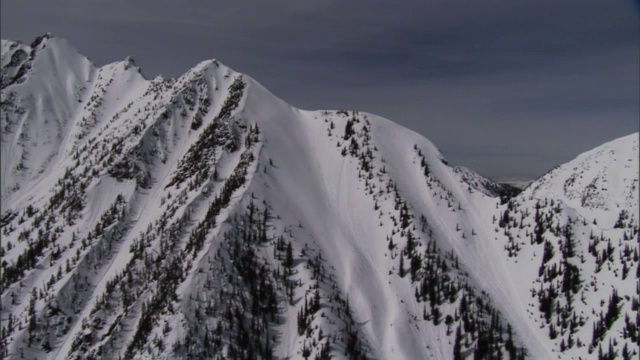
[1,35,637,360]
[123,55,136,69]
[526,132,639,224]
[28,32,52,49]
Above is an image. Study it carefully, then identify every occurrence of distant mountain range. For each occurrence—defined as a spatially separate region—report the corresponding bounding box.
[1,34,638,360]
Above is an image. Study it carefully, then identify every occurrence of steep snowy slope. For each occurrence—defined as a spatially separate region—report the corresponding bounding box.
[1,33,147,212]
[1,35,637,360]
[489,133,639,359]
[528,133,639,226]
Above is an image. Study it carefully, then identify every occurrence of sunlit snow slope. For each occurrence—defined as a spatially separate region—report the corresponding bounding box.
[1,34,638,360]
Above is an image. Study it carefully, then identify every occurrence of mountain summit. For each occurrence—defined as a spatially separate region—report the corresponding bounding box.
[1,35,638,360]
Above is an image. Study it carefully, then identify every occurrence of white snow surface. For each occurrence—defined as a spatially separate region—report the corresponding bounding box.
[1,35,638,360]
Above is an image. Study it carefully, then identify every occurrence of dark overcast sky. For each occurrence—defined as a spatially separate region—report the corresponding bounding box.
[2,0,639,179]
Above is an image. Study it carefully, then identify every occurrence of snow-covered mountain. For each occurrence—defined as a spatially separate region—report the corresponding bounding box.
[1,34,638,360]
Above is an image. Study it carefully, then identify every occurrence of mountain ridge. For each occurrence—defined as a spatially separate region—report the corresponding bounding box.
[1,34,638,360]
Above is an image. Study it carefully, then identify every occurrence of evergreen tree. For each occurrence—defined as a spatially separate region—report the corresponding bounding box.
[453,326,463,360]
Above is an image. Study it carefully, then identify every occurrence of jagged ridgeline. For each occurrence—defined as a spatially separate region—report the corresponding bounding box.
[1,34,638,360]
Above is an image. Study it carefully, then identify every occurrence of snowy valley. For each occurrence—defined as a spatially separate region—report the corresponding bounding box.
[1,34,638,360]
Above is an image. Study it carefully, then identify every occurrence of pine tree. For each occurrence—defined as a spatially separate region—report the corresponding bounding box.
[285,242,294,270]
[453,326,463,360]
[622,343,630,360]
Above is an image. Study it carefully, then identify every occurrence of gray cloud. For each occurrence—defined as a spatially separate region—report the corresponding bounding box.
[2,0,638,179]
